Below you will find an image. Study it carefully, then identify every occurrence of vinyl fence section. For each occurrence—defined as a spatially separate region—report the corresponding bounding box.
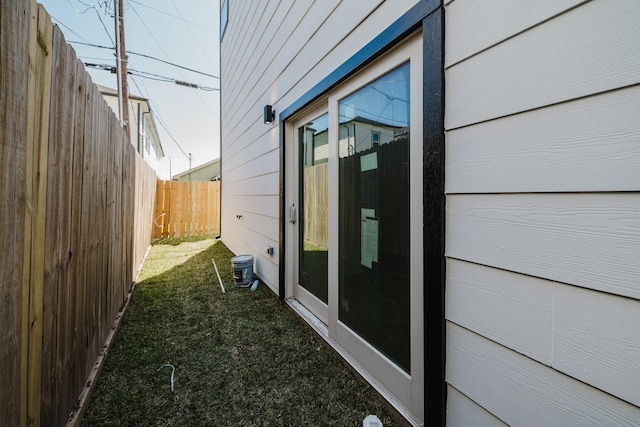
[153,180,221,240]
[0,1,157,425]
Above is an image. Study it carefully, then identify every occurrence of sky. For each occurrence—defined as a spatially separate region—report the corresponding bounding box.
[39,0,221,179]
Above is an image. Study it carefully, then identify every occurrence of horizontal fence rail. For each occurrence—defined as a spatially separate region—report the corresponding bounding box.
[153,180,221,240]
[1,1,157,425]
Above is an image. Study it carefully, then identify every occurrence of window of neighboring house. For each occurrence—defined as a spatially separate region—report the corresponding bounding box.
[220,0,229,41]
[371,130,380,147]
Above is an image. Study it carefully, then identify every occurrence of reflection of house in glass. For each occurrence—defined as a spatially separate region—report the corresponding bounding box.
[339,116,407,158]
[302,117,407,165]
[302,125,328,166]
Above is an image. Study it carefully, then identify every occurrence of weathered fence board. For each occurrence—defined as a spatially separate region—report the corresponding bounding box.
[153,180,221,240]
[73,60,87,401]
[0,2,30,425]
[24,3,54,426]
[44,24,76,425]
[0,1,159,425]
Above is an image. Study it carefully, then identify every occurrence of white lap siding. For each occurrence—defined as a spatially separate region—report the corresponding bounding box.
[220,0,416,292]
[444,0,640,424]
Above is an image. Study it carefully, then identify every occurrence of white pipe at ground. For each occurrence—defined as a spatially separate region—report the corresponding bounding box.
[211,259,226,294]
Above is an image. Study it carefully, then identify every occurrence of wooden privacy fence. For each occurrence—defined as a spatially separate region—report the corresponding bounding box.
[153,180,221,240]
[1,1,157,426]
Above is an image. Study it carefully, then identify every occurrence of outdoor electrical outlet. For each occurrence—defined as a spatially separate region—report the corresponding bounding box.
[265,246,274,255]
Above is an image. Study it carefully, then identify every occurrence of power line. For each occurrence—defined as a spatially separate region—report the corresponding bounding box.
[49,14,92,43]
[53,0,219,163]
[68,40,113,49]
[170,0,218,74]
[129,76,189,160]
[129,1,218,80]
[129,0,216,32]
[91,0,115,45]
[68,40,220,79]
[127,1,220,116]
[129,50,219,79]
[65,0,92,14]
[73,0,94,7]
[128,2,173,64]
[131,77,219,171]
[78,55,116,62]
[84,62,219,91]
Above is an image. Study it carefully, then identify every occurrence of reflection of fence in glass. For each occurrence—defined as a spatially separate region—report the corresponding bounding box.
[153,180,221,239]
[339,139,409,267]
[303,162,329,249]
[338,137,410,372]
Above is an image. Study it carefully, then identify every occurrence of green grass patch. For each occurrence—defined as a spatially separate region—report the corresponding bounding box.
[82,238,404,426]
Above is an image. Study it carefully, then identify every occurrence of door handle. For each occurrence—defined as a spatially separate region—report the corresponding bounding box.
[289,203,296,224]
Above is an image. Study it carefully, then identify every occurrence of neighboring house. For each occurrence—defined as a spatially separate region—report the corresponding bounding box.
[98,85,164,175]
[219,1,640,426]
[173,157,220,181]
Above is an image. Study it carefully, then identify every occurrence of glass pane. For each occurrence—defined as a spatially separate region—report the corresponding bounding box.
[338,63,410,372]
[299,113,329,304]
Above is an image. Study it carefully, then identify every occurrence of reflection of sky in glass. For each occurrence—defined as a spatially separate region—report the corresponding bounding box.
[308,114,329,136]
[339,62,410,128]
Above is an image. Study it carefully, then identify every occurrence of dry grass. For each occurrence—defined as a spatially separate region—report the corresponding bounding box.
[82,238,404,426]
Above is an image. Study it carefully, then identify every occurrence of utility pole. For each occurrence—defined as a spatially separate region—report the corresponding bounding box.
[114,0,130,139]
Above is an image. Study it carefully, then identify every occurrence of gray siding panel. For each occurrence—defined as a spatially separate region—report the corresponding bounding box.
[446,0,640,129]
[445,0,640,423]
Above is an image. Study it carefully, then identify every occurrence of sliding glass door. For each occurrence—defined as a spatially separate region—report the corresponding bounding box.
[337,63,411,372]
[293,110,329,323]
[299,113,329,305]
[287,31,423,419]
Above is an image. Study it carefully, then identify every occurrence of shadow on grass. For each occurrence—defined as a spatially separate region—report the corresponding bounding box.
[82,238,404,426]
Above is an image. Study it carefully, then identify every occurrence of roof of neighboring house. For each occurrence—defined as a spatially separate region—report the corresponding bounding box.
[96,84,147,102]
[173,157,220,181]
[97,85,165,157]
